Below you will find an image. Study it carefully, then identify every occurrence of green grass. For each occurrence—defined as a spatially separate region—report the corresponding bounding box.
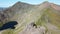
[1,8,60,34]
[45,8,60,29]
[35,8,60,34]
[2,29,14,34]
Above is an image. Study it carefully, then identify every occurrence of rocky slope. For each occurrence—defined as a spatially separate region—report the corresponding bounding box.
[0,1,60,34]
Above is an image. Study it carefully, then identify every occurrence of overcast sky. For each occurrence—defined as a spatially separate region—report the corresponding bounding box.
[0,0,60,7]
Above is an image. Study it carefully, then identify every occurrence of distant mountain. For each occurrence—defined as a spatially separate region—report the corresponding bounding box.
[0,1,60,34]
[0,7,6,11]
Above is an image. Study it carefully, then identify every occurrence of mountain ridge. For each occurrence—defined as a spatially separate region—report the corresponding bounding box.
[0,1,60,34]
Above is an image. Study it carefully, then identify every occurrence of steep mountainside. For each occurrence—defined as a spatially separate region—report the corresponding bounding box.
[0,1,60,34]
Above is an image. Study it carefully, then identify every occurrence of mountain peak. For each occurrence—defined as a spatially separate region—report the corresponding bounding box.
[15,1,24,5]
[42,1,51,5]
[38,1,51,9]
[13,1,24,6]
[12,1,31,8]
[43,1,49,3]
[15,1,20,4]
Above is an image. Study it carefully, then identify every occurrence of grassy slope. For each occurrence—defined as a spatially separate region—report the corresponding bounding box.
[46,8,60,29]
[1,7,60,34]
[2,8,60,34]
[1,4,36,34]
[1,2,60,34]
[36,8,60,34]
